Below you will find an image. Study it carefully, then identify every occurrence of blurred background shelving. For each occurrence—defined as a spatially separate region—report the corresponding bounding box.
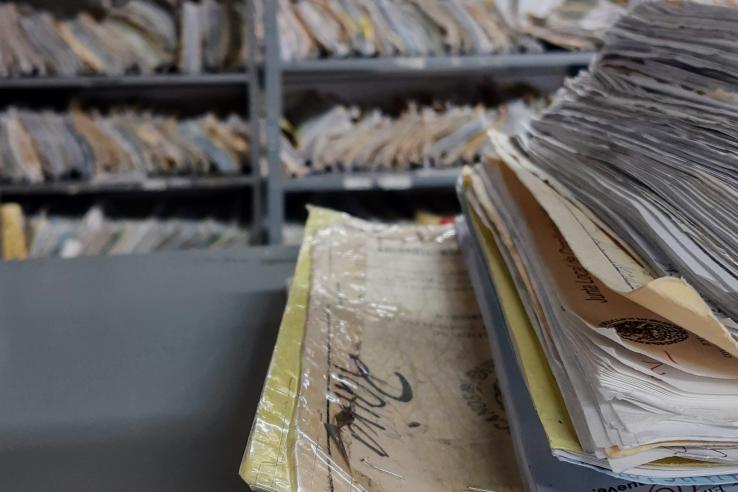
[0,0,262,252]
[0,0,608,253]
[258,0,596,243]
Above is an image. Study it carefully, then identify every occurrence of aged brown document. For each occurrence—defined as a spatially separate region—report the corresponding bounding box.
[292,217,522,492]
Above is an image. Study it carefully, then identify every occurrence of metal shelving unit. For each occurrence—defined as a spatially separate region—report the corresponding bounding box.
[0,0,264,244]
[0,73,253,89]
[258,0,595,244]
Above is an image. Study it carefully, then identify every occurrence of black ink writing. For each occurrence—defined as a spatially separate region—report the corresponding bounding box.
[330,353,414,458]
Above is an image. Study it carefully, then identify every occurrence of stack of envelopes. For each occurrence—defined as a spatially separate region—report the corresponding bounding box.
[0,107,252,183]
[461,0,738,484]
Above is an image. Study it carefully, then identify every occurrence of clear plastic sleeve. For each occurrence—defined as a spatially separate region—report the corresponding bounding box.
[241,207,522,492]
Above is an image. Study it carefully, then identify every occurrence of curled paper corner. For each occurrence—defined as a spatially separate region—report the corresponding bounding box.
[629,277,738,359]
[491,133,738,363]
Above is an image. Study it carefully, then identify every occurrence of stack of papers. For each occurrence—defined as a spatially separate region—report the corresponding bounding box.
[0,107,252,183]
[276,0,634,60]
[457,214,738,490]
[276,0,542,60]
[515,0,626,51]
[18,206,250,259]
[282,99,542,176]
[461,0,738,483]
[0,0,247,77]
[241,208,523,492]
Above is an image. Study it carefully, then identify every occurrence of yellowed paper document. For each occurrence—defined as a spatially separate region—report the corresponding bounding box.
[293,217,522,492]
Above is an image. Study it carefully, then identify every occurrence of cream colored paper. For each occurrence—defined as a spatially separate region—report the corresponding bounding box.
[492,133,738,360]
[476,161,738,379]
[463,164,738,470]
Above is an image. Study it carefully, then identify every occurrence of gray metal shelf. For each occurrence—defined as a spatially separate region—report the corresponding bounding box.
[0,72,250,89]
[283,51,594,76]
[282,168,460,192]
[0,175,257,196]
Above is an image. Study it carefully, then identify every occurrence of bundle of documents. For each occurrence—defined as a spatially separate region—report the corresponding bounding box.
[276,0,636,60]
[283,99,541,176]
[276,0,542,61]
[241,207,523,491]
[0,0,629,76]
[0,107,251,183]
[461,0,738,484]
[9,206,250,259]
[0,0,247,77]
[178,0,248,74]
[514,0,626,51]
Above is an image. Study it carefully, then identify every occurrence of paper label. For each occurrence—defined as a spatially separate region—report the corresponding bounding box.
[342,176,372,190]
[377,174,412,189]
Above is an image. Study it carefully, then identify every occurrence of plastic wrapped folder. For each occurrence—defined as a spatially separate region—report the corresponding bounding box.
[240,207,524,492]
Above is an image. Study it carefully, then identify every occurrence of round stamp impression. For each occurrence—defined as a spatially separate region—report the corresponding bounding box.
[600,317,689,345]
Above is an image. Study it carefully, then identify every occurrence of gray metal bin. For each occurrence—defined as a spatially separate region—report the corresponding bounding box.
[0,247,297,491]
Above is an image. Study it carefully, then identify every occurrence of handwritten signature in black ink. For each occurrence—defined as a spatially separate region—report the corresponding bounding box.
[326,353,413,460]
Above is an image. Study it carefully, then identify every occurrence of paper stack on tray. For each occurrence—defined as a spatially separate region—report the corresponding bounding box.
[241,208,524,492]
[460,0,738,484]
[457,209,738,491]
[274,0,635,60]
